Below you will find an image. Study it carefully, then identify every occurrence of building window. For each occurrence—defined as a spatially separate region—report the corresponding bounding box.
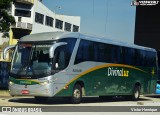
[73,25,79,32]
[14,2,32,9]
[35,12,44,24]
[55,19,63,29]
[18,17,22,22]
[15,9,31,17]
[45,16,53,27]
[64,22,71,32]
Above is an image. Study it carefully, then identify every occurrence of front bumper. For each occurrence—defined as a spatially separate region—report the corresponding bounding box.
[9,83,54,97]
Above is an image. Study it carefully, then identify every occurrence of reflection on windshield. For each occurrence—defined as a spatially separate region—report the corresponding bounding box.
[11,44,52,78]
[32,45,51,71]
[10,38,77,79]
[13,46,31,68]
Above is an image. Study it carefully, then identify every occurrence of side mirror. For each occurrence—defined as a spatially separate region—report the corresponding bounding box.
[49,42,67,58]
[3,45,15,60]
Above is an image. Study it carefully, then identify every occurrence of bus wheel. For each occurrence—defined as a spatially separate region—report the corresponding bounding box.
[71,84,82,104]
[34,96,48,102]
[131,85,140,101]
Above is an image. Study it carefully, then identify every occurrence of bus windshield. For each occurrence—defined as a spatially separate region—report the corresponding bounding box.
[10,43,52,78]
[10,38,77,79]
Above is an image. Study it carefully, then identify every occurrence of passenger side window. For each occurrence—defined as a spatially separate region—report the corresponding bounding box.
[74,40,94,64]
[74,39,121,64]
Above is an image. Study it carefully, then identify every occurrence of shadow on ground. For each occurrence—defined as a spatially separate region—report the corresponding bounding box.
[146,95,160,98]
[8,96,152,105]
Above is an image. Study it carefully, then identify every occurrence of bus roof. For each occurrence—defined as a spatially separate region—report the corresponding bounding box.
[19,32,156,52]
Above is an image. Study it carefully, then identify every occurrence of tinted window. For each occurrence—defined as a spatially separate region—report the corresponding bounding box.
[122,47,135,65]
[145,51,156,67]
[65,22,71,32]
[56,19,63,29]
[75,40,121,64]
[122,47,156,67]
[15,2,32,9]
[45,16,53,27]
[74,40,94,64]
[75,39,156,67]
[55,38,77,68]
[73,25,79,32]
[35,12,44,24]
[15,9,31,17]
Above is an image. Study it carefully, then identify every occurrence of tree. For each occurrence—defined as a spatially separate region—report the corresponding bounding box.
[0,0,15,37]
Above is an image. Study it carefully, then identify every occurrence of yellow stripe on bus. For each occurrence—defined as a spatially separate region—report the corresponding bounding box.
[56,63,147,95]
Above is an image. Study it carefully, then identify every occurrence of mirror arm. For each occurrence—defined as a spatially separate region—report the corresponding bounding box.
[3,45,15,60]
[49,42,67,58]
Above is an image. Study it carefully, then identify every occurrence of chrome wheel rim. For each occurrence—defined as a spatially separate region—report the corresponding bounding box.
[74,89,81,99]
[135,89,139,98]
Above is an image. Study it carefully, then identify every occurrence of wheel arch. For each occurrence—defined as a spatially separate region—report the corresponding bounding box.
[135,82,141,89]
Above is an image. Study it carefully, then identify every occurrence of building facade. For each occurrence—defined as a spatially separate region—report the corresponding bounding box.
[0,0,80,61]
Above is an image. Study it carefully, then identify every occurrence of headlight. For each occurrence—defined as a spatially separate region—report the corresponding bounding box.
[40,80,49,85]
[9,81,14,85]
[40,78,58,85]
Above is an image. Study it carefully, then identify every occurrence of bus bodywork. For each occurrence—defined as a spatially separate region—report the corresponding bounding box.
[4,32,158,103]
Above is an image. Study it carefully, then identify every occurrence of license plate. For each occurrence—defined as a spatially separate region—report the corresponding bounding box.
[21,90,29,94]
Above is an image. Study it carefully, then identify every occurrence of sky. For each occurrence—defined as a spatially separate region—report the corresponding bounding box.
[43,0,136,43]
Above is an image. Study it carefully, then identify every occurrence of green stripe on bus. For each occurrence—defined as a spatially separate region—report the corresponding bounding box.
[10,77,40,85]
[55,64,152,96]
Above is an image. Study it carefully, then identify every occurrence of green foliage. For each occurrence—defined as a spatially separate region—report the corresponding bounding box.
[0,0,15,37]
[0,0,13,9]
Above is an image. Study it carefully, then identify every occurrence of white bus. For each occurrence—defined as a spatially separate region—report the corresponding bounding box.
[4,32,158,104]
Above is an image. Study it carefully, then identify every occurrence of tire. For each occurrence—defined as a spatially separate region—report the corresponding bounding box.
[70,84,82,104]
[131,85,140,101]
[34,96,48,102]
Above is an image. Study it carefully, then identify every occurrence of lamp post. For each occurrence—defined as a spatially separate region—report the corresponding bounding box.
[54,6,61,29]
